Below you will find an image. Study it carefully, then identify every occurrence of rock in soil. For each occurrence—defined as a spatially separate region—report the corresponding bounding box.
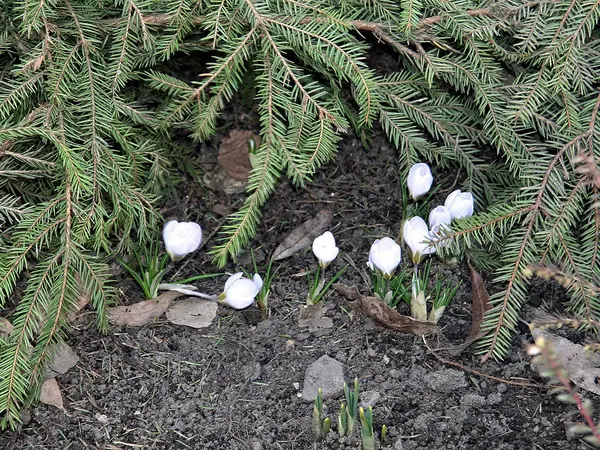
[301,355,345,403]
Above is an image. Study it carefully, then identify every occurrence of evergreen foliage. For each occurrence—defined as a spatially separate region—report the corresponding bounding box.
[0,0,599,427]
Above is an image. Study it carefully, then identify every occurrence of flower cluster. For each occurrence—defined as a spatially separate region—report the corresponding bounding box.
[403,164,475,263]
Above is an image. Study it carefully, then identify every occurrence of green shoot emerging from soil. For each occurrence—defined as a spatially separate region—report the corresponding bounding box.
[118,242,170,300]
[312,388,331,439]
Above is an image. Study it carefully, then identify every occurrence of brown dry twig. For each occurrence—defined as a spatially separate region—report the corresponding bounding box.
[423,336,546,390]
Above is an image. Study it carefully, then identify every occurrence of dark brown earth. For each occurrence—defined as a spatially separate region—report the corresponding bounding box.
[0,119,596,450]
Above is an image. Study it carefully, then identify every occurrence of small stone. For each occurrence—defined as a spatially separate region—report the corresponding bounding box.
[367,348,377,358]
[383,354,390,364]
[301,355,345,403]
[95,413,109,424]
[389,369,401,378]
[394,438,404,450]
[293,382,300,390]
[166,299,217,329]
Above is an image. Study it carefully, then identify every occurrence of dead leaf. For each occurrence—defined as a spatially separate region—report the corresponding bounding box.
[46,342,79,378]
[218,130,260,181]
[108,291,183,326]
[39,378,64,411]
[0,316,13,339]
[333,284,438,336]
[202,167,247,194]
[166,299,218,329]
[530,318,600,395]
[447,263,491,356]
[273,208,334,261]
[298,304,334,332]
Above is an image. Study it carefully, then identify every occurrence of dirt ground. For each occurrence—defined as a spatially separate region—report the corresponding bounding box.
[1,119,597,450]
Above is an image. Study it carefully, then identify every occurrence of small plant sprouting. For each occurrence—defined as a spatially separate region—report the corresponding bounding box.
[409,261,460,324]
[429,272,461,323]
[360,406,375,450]
[307,264,348,306]
[251,250,276,319]
[340,377,360,436]
[312,388,331,439]
[118,240,170,300]
[315,378,386,449]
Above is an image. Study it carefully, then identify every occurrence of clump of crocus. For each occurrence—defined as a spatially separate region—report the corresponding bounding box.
[407,163,433,200]
[120,220,204,299]
[444,189,474,220]
[307,231,345,305]
[163,220,203,262]
[219,272,263,309]
[367,237,402,302]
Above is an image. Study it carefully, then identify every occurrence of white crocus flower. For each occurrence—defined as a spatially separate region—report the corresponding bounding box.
[407,163,434,200]
[162,220,203,262]
[312,231,339,268]
[402,217,436,263]
[444,190,474,220]
[428,205,452,235]
[219,273,263,310]
[367,237,402,278]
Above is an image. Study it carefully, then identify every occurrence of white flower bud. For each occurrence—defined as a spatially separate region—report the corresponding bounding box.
[428,205,452,234]
[407,163,433,200]
[402,217,435,263]
[444,190,474,220]
[220,273,263,309]
[162,220,202,262]
[367,237,401,278]
[312,231,339,268]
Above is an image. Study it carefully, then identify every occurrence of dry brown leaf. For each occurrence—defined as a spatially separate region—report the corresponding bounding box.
[218,130,260,181]
[166,299,218,329]
[0,316,13,339]
[298,304,333,332]
[273,208,334,261]
[333,284,438,336]
[39,378,64,411]
[108,291,183,326]
[46,342,79,378]
[447,262,492,356]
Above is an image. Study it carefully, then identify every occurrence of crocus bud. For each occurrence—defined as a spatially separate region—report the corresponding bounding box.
[219,272,263,309]
[402,217,435,263]
[428,206,452,235]
[444,190,474,220]
[312,231,339,268]
[162,220,202,262]
[407,163,433,200]
[367,237,401,278]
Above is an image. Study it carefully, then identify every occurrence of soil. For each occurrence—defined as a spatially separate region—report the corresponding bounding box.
[1,79,596,449]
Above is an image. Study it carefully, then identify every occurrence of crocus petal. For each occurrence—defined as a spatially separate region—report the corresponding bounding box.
[253,273,264,292]
[224,272,244,292]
